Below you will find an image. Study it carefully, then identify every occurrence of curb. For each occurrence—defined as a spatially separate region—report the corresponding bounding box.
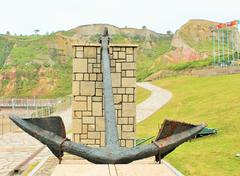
[162,160,184,176]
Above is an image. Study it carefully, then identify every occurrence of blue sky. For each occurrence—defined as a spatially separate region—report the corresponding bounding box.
[0,0,239,35]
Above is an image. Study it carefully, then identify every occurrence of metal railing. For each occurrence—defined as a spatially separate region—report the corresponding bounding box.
[0,96,72,136]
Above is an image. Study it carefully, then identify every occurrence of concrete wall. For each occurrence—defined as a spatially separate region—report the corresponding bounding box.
[72,44,137,147]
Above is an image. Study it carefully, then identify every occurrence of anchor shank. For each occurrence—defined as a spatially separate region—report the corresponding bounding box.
[101,28,119,148]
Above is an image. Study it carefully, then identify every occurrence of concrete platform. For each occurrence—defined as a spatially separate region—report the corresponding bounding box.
[51,158,177,176]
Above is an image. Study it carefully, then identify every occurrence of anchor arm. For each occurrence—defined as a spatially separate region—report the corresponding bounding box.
[100,27,119,148]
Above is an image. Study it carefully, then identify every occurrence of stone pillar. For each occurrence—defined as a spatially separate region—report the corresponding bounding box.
[72,44,137,148]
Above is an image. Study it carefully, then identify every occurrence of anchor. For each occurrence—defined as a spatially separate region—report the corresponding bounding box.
[10,28,206,164]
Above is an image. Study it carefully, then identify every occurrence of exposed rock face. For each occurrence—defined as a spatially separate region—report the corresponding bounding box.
[163,19,218,62]
[164,30,200,62]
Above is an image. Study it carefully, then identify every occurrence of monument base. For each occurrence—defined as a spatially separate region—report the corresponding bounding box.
[51,158,176,176]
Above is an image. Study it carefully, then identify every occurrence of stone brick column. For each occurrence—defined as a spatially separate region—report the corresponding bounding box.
[72,44,137,148]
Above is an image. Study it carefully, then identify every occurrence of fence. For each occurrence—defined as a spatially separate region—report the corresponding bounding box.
[0,96,72,136]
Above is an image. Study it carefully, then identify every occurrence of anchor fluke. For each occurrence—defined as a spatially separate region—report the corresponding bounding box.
[9,115,68,161]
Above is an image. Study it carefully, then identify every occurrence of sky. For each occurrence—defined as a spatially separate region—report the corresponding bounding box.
[0,0,240,35]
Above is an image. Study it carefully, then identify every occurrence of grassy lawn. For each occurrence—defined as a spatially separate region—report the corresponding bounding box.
[136,86,151,104]
[136,74,240,176]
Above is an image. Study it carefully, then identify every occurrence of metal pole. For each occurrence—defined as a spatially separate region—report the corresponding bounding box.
[222,29,225,64]
[236,27,239,59]
[212,31,216,65]
[227,29,230,64]
[218,30,220,64]
[232,29,235,61]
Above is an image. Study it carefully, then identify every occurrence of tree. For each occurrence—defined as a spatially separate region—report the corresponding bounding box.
[34,29,40,35]
[166,30,173,35]
[6,31,10,35]
[142,26,147,30]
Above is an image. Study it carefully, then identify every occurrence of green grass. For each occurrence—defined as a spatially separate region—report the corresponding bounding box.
[0,36,15,67]
[169,58,213,71]
[137,37,172,81]
[137,74,240,176]
[136,86,151,104]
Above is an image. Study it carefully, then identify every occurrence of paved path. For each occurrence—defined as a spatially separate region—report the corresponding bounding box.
[136,82,172,122]
[0,108,72,176]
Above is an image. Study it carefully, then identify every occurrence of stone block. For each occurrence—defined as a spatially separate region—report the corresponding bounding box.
[74,96,86,101]
[126,48,133,54]
[84,74,89,80]
[96,89,102,96]
[81,134,87,139]
[84,47,97,58]
[126,88,134,94]
[129,95,134,102]
[116,63,122,72]
[82,111,92,116]
[96,82,103,88]
[126,55,134,62]
[100,132,105,146]
[90,73,97,81]
[73,59,88,73]
[88,64,93,73]
[96,117,105,131]
[81,139,95,145]
[72,119,82,133]
[92,97,102,102]
[126,70,134,77]
[118,88,125,94]
[80,81,95,96]
[123,95,128,102]
[118,118,128,124]
[122,125,134,132]
[73,111,82,118]
[82,117,95,124]
[72,81,79,95]
[128,118,135,124]
[122,78,136,88]
[122,63,136,70]
[87,97,92,111]
[76,51,83,58]
[74,134,80,142]
[75,73,83,80]
[126,139,134,147]
[122,103,136,117]
[76,46,83,51]
[88,125,95,131]
[82,125,87,133]
[111,73,121,87]
[73,101,87,111]
[113,47,121,51]
[114,95,122,104]
[119,52,126,59]
[122,132,135,139]
[113,52,118,59]
[92,102,103,116]
[120,140,126,147]
[88,132,100,139]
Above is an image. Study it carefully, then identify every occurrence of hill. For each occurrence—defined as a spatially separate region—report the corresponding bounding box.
[0,20,220,98]
[0,24,172,98]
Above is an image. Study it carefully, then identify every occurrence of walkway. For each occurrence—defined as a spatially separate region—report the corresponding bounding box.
[136,82,172,122]
[0,108,72,176]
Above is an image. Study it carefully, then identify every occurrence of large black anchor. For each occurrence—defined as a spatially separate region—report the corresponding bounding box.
[10,28,206,164]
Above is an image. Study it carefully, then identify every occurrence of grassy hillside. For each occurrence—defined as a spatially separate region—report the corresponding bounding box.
[137,74,240,176]
[0,25,172,98]
[178,19,216,52]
